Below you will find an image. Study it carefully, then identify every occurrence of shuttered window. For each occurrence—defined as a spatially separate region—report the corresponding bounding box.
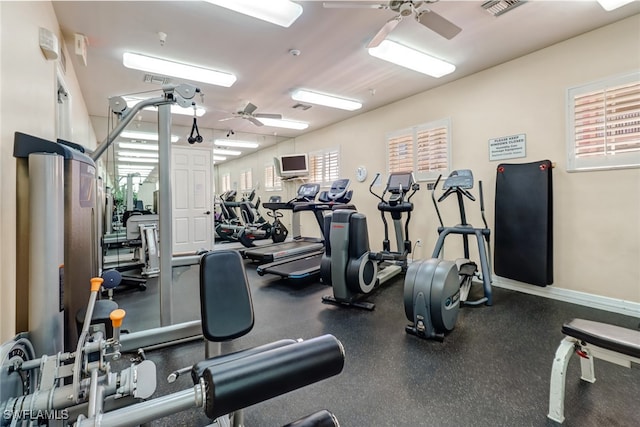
[567,71,640,171]
[387,118,451,181]
[309,148,340,186]
[239,169,252,191]
[221,173,231,192]
[264,164,282,191]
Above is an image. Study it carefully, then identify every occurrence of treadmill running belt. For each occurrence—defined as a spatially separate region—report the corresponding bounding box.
[257,252,324,279]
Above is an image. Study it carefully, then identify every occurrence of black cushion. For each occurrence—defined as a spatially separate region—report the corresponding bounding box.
[200,251,254,341]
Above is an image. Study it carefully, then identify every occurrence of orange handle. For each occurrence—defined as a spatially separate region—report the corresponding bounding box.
[90,277,104,292]
[110,309,126,328]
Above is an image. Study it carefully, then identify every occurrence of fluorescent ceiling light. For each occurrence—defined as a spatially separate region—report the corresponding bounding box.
[118,157,159,163]
[117,151,159,158]
[257,117,309,130]
[120,130,179,143]
[213,155,227,161]
[118,142,158,151]
[597,0,635,11]
[292,89,362,111]
[125,98,206,117]
[118,164,155,170]
[368,40,455,78]
[214,139,260,148]
[123,52,236,87]
[213,148,242,156]
[204,0,303,28]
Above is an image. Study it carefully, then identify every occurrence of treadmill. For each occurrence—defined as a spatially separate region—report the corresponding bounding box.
[242,183,324,263]
[256,178,354,279]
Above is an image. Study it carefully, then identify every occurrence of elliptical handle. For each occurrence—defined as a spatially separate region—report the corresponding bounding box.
[479,180,489,229]
[369,173,384,203]
[431,174,444,228]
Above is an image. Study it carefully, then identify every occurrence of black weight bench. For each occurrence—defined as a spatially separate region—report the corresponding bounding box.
[548,318,640,423]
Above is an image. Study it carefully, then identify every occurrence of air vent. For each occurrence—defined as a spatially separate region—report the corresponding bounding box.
[481,0,526,16]
[292,103,312,111]
[143,74,171,85]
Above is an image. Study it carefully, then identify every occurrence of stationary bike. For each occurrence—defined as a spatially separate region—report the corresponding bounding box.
[321,171,419,310]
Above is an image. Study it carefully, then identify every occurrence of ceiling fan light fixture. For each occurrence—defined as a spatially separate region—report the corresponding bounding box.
[204,0,303,28]
[120,130,180,143]
[213,148,242,156]
[596,0,635,11]
[292,89,362,111]
[123,52,236,87]
[214,139,260,148]
[368,40,455,78]
[257,117,309,130]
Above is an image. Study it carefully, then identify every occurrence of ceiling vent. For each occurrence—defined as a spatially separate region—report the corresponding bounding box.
[481,0,526,17]
[292,103,312,111]
[143,74,171,85]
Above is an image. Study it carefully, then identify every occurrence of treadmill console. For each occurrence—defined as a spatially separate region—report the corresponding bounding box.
[296,183,320,201]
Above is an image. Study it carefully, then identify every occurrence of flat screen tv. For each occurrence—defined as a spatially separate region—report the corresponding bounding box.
[279,153,308,177]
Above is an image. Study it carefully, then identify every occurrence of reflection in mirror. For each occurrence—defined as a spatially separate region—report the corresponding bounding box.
[95,113,290,341]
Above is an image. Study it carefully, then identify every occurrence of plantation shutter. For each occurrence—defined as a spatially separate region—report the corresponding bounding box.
[416,123,449,174]
[264,165,274,190]
[388,133,414,173]
[568,72,640,171]
[309,148,340,186]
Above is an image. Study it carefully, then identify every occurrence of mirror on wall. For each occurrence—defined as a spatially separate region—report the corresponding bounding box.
[94,113,291,338]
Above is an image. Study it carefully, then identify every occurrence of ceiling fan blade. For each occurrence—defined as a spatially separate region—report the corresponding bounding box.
[218,117,236,122]
[243,102,258,115]
[367,16,401,48]
[416,9,462,40]
[247,117,264,126]
[254,113,282,119]
[322,1,387,9]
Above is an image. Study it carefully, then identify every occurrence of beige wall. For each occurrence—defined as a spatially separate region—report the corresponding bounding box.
[217,15,640,304]
[0,1,96,341]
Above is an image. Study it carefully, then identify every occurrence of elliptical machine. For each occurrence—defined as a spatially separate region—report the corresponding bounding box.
[321,171,419,310]
[404,169,492,341]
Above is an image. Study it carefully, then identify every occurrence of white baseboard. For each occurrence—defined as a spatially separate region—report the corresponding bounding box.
[492,277,640,319]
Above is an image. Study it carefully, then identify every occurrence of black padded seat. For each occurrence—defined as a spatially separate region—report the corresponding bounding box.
[199,250,254,342]
[562,318,640,359]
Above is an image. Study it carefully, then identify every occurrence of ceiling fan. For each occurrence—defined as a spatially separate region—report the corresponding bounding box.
[323,1,462,47]
[218,102,282,127]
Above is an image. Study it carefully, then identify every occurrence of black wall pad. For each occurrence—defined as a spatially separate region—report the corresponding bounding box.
[494,160,553,286]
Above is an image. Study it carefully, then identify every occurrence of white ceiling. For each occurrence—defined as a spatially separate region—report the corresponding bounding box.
[52,0,640,163]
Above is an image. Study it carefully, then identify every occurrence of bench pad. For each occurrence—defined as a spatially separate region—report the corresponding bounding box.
[562,318,640,359]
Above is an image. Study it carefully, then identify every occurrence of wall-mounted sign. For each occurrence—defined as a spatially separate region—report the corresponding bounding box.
[489,133,526,161]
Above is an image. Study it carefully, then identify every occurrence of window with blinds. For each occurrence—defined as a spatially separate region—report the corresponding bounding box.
[387,118,451,181]
[309,148,340,186]
[239,169,253,191]
[221,173,231,192]
[264,164,282,191]
[567,71,640,171]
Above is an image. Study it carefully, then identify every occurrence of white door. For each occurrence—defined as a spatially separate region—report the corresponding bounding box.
[172,146,213,253]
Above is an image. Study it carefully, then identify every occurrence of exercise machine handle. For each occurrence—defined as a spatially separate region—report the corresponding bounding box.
[202,334,345,419]
[368,173,384,203]
[431,175,444,228]
[479,180,489,230]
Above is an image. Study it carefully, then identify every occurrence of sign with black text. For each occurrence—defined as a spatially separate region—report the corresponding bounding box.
[489,134,526,161]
